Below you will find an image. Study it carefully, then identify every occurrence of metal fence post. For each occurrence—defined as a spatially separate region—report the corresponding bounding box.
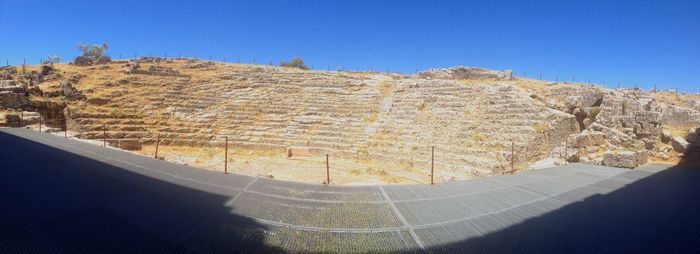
[564,137,568,164]
[224,136,229,174]
[39,115,42,133]
[64,121,67,138]
[431,146,435,185]
[155,133,160,158]
[20,111,23,127]
[103,124,106,147]
[326,154,330,184]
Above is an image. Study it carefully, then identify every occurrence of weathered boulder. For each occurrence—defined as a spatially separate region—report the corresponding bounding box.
[4,114,20,127]
[569,130,606,148]
[74,55,111,66]
[39,64,55,76]
[0,81,25,93]
[147,65,182,76]
[687,128,699,146]
[0,65,17,80]
[123,63,186,77]
[118,140,142,151]
[122,63,140,74]
[633,111,661,136]
[588,123,636,147]
[9,111,41,126]
[0,80,16,88]
[0,91,29,108]
[86,97,110,106]
[671,136,689,153]
[184,61,215,69]
[602,151,647,169]
[543,84,605,113]
[660,129,672,143]
[59,82,86,100]
[136,56,167,63]
[43,82,86,100]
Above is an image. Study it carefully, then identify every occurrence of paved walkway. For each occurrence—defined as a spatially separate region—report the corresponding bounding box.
[1,128,699,253]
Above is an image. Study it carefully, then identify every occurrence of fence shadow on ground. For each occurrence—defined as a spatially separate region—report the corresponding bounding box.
[0,130,285,253]
[419,149,700,253]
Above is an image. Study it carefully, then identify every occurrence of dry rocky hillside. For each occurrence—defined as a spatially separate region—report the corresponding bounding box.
[1,58,699,184]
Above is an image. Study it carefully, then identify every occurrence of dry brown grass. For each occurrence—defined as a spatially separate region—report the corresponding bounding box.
[379,80,393,96]
[650,90,700,107]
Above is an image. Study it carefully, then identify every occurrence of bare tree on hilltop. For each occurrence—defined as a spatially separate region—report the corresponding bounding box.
[73,43,111,66]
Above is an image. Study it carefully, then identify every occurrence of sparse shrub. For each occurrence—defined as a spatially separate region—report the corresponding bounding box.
[621,101,628,115]
[44,55,60,64]
[418,101,428,111]
[280,57,309,70]
[470,132,486,142]
[379,81,392,97]
[590,107,602,122]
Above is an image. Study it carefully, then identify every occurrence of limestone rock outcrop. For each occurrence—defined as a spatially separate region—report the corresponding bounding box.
[602,151,647,169]
[416,66,513,81]
[672,136,690,153]
[74,55,111,66]
[3,59,700,172]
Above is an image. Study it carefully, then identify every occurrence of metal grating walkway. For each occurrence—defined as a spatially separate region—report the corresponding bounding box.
[1,128,699,253]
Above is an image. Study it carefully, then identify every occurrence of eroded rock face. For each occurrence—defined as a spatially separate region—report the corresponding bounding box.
[602,151,647,169]
[543,84,604,113]
[662,105,700,126]
[416,66,513,80]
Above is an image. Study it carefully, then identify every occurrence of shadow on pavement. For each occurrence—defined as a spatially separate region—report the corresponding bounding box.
[0,131,285,253]
[421,149,700,253]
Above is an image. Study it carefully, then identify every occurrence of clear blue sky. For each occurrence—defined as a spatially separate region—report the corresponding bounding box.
[1,0,698,92]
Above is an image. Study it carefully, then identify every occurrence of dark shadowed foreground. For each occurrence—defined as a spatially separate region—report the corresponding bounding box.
[1,128,699,253]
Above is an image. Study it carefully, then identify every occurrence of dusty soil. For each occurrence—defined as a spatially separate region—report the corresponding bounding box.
[134,144,476,185]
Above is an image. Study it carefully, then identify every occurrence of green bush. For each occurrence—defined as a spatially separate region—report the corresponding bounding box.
[280,57,309,70]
